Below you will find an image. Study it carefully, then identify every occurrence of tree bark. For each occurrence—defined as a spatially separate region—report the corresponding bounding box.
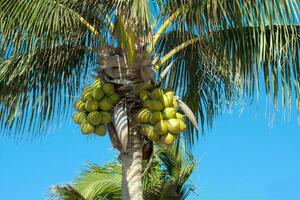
[121,128,143,200]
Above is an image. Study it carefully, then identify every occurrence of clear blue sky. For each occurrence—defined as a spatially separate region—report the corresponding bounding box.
[1,95,300,200]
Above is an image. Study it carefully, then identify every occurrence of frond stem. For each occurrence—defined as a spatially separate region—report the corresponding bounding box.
[154,36,202,70]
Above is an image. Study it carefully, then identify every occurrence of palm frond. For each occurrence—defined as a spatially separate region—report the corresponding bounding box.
[0,44,93,136]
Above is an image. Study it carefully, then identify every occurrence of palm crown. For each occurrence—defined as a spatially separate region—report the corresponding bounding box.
[1,0,299,141]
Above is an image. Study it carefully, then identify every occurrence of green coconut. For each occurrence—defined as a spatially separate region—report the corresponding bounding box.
[138,81,154,92]
[108,93,120,104]
[85,99,99,112]
[160,94,172,107]
[74,100,86,112]
[94,124,106,136]
[141,125,159,141]
[150,111,163,125]
[161,133,176,145]
[92,88,105,101]
[136,108,152,123]
[82,85,93,96]
[72,112,87,124]
[144,99,152,108]
[92,79,103,89]
[102,83,115,95]
[175,112,184,120]
[87,111,102,126]
[101,112,112,124]
[163,107,176,119]
[82,92,93,102]
[98,98,113,111]
[178,119,187,132]
[154,120,168,135]
[80,122,95,134]
[167,118,181,134]
[139,90,150,101]
[151,88,164,100]
[148,100,164,111]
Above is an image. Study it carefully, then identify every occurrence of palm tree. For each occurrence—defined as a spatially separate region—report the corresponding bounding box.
[51,147,196,200]
[0,0,299,199]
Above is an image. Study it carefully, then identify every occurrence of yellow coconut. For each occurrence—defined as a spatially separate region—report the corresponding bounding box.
[151,88,164,100]
[167,119,180,134]
[94,124,106,136]
[139,90,150,102]
[80,122,95,134]
[173,99,178,109]
[87,111,102,126]
[74,100,86,112]
[175,112,184,120]
[140,124,152,136]
[163,107,176,119]
[92,88,104,101]
[101,112,112,124]
[160,94,172,107]
[108,93,120,104]
[141,125,160,141]
[102,82,115,95]
[92,79,103,89]
[154,120,168,135]
[72,112,87,124]
[85,99,99,112]
[150,111,164,125]
[82,92,93,102]
[98,98,113,111]
[148,100,164,111]
[161,133,176,145]
[164,89,174,100]
[178,119,187,132]
[136,108,152,123]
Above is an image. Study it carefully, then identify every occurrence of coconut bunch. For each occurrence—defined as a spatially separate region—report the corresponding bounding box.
[136,84,187,145]
[72,79,120,136]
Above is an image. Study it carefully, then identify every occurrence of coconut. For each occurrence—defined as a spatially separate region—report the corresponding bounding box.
[138,81,154,92]
[175,112,184,120]
[173,99,178,109]
[161,133,176,145]
[101,112,112,124]
[141,125,159,141]
[82,92,93,102]
[108,93,120,104]
[102,83,114,95]
[92,79,103,89]
[74,100,86,112]
[80,122,95,134]
[164,89,174,100]
[85,99,99,112]
[139,90,150,101]
[151,88,164,100]
[94,124,106,136]
[163,107,176,119]
[150,111,163,125]
[154,120,168,135]
[87,111,102,126]
[92,88,104,101]
[72,112,87,124]
[136,108,152,123]
[140,124,152,136]
[160,94,172,107]
[98,98,113,111]
[144,99,152,108]
[82,85,93,96]
[148,100,164,111]
[178,119,187,132]
[167,119,180,134]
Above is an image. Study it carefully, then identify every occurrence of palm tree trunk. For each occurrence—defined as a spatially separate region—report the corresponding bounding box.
[121,127,143,200]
